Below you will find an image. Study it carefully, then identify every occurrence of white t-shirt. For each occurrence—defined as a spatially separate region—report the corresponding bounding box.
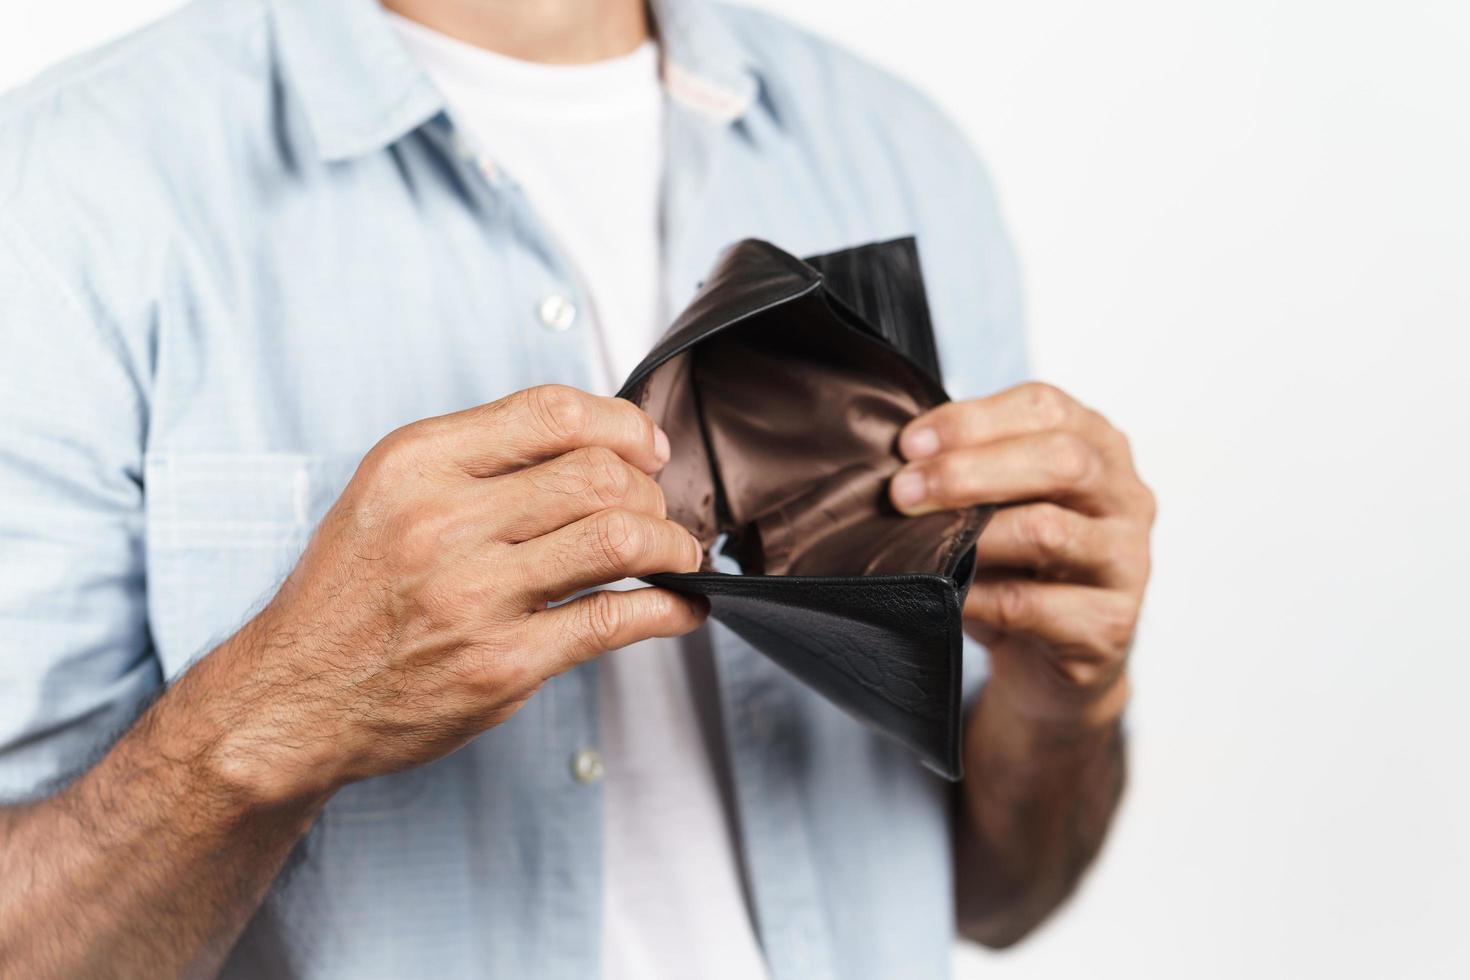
[387,16,768,980]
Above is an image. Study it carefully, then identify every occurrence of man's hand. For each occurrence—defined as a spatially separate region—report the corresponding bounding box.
[0,384,707,978]
[217,383,708,804]
[890,381,1154,946]
[891,381,1153,729]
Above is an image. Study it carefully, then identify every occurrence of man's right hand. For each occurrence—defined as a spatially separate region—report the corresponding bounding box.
[202,384,707,807]
[0,384,707,979]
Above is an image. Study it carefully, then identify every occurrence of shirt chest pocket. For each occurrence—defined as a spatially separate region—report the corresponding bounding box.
[144,452,426,814]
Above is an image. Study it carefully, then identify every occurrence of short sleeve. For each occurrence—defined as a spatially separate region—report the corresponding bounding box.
[0,212,160,800]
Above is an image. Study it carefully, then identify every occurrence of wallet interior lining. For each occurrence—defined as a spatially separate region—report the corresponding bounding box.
[636,296,973,579]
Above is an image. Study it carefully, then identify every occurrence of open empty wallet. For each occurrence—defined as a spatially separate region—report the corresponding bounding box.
[616,237,990,780]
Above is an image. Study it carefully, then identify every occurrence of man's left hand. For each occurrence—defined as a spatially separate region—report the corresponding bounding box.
[890,382,1155,733]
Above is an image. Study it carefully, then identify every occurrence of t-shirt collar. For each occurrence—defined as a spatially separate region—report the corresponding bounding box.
[267,0,761,162]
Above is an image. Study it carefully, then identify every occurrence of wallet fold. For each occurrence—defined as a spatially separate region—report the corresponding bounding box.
[618,237,988,779]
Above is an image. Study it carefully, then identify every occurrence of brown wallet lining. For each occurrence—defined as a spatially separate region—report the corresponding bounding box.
[632,296,971,578]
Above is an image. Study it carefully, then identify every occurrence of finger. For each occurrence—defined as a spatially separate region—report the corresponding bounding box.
[484,447,667,543]
[899,383,1089,459]
[533,587,709,673]
[975,504,1146,588]
[963,578,1139,661]
[426,385,670,478]
[890,430,1112,517]
[517,508,704,602]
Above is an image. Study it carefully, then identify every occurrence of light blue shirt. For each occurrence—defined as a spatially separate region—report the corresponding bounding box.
[0,0,1027,976]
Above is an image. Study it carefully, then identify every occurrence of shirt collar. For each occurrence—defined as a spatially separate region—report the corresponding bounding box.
[651,0,758,123]
[267,0,760,163]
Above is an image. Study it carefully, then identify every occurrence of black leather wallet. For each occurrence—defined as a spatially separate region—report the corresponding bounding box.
[617,238,988,779]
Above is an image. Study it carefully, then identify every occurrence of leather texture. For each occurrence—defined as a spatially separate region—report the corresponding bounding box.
[618,238,987,779]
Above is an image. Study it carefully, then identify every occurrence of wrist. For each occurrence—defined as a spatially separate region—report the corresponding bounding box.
[197,719,338,817]
[970,673,1128,764]
[962,678,1127,837]
[71,676,328,862]
[162,620,343,814]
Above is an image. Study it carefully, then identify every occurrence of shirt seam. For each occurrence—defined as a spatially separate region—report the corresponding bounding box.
[0,1,268,131]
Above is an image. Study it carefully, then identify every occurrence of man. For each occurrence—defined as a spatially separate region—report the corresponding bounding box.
[0,0,1154,976]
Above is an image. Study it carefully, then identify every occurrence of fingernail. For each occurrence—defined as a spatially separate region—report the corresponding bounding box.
[653,426,671,465]
[901,426,940,460]
[891,469,927,509]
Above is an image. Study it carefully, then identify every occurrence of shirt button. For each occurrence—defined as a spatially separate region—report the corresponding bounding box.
[571,748,604,783]
[538,294,577,332]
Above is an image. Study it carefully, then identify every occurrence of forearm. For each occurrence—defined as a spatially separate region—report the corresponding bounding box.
[0,634,324,979]
[954,680,1127,948]
[0,386,700,977]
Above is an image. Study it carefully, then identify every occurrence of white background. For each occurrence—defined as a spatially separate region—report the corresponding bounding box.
[4,2,1468,978]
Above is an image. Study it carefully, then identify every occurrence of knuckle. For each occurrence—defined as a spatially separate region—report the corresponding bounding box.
[1023,382,1073,429]
[1100,600,1140,654]
[581,591,624,648]
[365,424,421,474]
[1045,431,1098,486]
[590,509,645,568]
[992,580,1032,631]
[525,384,589,443]
[1027,505,1073,561]
[578,446,632,505]
[1057,657,1107,691]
